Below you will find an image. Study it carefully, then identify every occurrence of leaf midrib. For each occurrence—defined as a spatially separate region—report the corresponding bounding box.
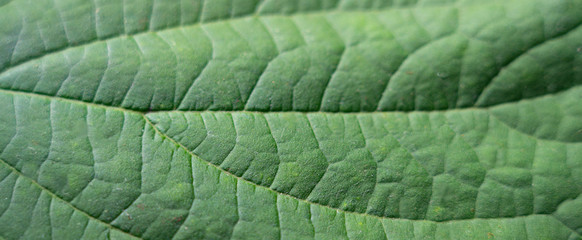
[3,86,582,148]
[0,85,579,119]
[1,88,580,238]
[1,18,581,114]
[1,87,580,213]
[1,0,581,238]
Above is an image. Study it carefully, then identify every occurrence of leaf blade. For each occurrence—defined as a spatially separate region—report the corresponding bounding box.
[2,0,582,239]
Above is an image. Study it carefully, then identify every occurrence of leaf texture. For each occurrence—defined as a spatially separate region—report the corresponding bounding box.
[0,0,581,239]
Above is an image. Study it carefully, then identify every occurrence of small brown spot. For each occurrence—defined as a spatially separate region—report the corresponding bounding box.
[405,71,414,75]
[140,18,149,25]
[578,47,582,52]
[172,216,184,224]
[137,204,145,210]
[487,232,494,239]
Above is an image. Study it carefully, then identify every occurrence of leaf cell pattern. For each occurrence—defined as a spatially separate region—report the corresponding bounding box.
[1,0,582,239]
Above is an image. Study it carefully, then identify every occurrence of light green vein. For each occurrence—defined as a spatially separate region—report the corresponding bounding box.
[0,157,142,240]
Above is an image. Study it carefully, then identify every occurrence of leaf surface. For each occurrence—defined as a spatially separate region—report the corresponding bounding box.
[1,0,582,239]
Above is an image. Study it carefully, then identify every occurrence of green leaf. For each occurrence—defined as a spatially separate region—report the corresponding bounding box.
[0,0,581,239]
